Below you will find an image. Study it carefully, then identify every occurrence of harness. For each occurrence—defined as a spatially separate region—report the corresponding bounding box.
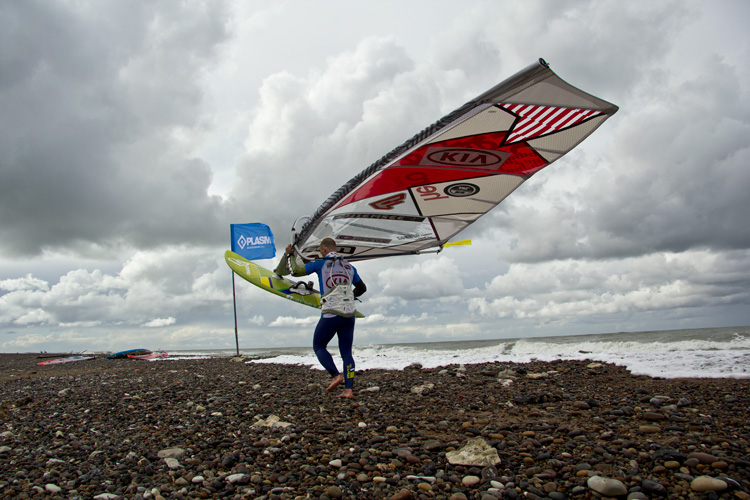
[320,256,356,317]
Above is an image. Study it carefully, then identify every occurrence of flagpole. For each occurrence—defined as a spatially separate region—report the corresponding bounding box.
[232,271,240,356]
[229,222,276,358]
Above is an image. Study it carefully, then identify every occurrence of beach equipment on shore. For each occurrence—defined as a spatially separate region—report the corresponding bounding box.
[226,59,617,329]
[290,58,618,263]
[227,223,277,355]
[128,351,168,360]
[225,250,364,318]
[107,348,151,359]
[36,355,96,365]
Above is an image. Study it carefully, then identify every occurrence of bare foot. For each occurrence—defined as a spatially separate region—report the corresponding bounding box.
[326,375,343,392]
[337,389,353,399]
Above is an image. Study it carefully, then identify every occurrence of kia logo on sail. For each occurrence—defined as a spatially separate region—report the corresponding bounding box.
[420,147,509,169]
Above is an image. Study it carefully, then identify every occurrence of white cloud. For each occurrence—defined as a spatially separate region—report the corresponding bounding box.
[142,317,177,328]
[268,316,319,327]
[379,256,463,300]
[248,315,265,325]
[58,321,103,328]
[0,274,50,292]
[13,309,55,326]
[0,247,232,330]
[471,250,750,320]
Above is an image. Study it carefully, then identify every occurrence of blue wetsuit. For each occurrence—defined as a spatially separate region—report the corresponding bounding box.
[303,253,364,390]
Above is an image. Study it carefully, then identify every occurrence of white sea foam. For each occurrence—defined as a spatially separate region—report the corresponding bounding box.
[246,328,750,379]
[249,343,515,371]
[509,339,750,378]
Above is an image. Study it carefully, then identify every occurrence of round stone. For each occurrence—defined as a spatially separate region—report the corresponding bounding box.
[691,476,728,492]
[588,476,627,496]
[326,485,343,498]
[462,475,481,486]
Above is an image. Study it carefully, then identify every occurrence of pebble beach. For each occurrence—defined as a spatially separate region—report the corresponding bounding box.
[1,353,748,500]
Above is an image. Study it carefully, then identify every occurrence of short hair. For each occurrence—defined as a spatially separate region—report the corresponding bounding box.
[320,237,337,252]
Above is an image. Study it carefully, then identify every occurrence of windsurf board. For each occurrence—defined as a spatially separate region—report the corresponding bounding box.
[37,355,97,366]
[107,348,151,359]
[128,351,168,360]
[225,250,364,318]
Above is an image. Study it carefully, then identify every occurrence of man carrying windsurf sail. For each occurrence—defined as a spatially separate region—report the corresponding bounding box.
[275,238,366,398]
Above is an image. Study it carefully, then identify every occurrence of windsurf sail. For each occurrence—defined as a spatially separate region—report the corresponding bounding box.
[293,58,618,261]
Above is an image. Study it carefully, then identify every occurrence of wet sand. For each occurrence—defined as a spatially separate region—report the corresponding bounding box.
[1,353,748,499]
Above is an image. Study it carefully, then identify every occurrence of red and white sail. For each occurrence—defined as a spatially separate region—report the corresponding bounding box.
[294,59,618,261]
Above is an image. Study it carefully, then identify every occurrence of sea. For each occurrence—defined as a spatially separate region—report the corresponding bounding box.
[172,326,750,379]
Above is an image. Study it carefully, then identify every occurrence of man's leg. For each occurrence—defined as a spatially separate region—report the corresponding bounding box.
[312,317,341,389]
[336,317,355,397]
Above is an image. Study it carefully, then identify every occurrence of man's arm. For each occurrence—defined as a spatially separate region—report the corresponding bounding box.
[272,253,291,277]
[353,279,366,298]
[280,245,308,277]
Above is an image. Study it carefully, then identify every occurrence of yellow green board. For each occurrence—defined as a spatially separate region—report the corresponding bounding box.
[225,250,364,318]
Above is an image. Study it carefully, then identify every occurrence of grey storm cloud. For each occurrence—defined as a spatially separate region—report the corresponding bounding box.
[0,1,230,257]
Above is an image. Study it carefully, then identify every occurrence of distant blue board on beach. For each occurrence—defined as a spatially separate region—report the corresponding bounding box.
[107,348,150,359]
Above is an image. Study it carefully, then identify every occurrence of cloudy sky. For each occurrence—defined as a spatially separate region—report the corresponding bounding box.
[1,0,749,353]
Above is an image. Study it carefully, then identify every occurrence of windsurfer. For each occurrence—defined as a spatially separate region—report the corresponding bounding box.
[277,238,366,398]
